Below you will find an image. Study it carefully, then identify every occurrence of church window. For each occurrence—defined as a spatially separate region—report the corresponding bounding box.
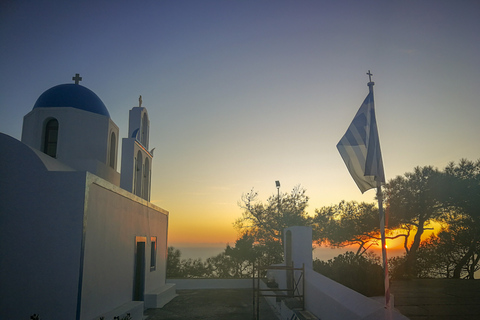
[150,236,157,271]
[143,158,150,201]
[133,156,137,192]
[135,151,143,197]
[109,132,116,168]
[141,113,148,147]
[43,118,58,158]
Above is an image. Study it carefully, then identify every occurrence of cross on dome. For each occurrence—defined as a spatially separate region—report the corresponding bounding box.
[72,73,82,85]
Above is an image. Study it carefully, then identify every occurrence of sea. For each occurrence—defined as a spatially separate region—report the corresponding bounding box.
[169,244,402,262]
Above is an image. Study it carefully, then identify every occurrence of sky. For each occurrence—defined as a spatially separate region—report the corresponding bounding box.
[1,1,479,248]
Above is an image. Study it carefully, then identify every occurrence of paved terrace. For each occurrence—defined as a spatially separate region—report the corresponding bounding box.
[144,288,277,320]
[390,279,480,320]
[145,279,480,320]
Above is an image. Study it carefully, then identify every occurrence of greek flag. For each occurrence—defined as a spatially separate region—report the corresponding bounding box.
[337,91,385,193]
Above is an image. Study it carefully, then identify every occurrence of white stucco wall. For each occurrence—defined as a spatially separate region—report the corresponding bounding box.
[21,107,120,185]
[120,138,153,200]
[128,107,149,149]
[304,268,408,320]
[120,138,136,193]
[80,175,168,320]
[284,226,313,269]
[0,133,88,320]
[1,134,170,320]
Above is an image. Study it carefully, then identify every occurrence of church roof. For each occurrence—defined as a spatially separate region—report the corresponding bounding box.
[33,83,110,117]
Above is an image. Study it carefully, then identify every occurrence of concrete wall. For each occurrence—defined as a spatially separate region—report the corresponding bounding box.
[304,268,407,320]
[22,107,120,185]
[120,138,135,192]
[167,279,253,290]
[80,175,168,320]
[278,226,408,320]
[0,133,87,320]
[128,107,149,149]
[0,134,170,320]
[120,138,152,200]
[284,226,313,269]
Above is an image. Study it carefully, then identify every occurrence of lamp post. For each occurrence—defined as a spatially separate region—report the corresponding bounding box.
[275,179,280,200]
[275,180,280,214]
[275,180,282,241]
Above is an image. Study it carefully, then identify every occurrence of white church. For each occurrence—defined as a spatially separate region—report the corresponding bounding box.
[0,75,175,320]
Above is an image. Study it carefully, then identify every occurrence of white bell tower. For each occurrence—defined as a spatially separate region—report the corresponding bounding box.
[120,96,153,201]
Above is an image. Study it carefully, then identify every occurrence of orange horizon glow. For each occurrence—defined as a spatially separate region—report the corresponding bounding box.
[167,209,443,254]
[167,218,239,246]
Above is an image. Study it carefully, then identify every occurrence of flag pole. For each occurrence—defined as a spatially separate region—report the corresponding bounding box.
[377,183,390,308]
[367,71,390,309]
[337,70,389,308]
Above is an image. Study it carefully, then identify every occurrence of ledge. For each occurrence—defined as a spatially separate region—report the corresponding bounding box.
[144,283,177,308]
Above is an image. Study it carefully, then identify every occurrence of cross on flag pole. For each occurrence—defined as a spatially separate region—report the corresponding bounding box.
[336,71,390,308]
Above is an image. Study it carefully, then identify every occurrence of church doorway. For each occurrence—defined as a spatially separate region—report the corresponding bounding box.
[133,237,146,301]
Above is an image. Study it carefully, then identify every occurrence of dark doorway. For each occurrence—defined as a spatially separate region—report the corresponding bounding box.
[134,237,146,301]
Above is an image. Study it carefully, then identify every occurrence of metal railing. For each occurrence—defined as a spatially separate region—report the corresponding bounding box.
[253,264,305,319]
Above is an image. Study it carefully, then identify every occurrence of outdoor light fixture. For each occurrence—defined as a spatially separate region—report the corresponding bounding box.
[275,181,281,212]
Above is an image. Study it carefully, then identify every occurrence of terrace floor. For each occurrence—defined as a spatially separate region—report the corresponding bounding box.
[390,279,480,320]
[145,279,480,320]
[144,288,278,320]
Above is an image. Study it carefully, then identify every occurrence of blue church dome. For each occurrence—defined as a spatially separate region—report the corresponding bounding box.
[33,84,110,117]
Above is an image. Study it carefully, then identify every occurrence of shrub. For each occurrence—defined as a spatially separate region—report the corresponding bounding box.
[313,251,384,296]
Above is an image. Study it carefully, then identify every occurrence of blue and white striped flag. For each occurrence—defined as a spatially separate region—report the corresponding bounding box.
[337,91,385,193]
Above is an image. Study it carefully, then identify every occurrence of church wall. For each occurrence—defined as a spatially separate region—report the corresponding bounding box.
[120,138,136,192]
[23,108,108,160]
[80,175,168,320]
[0,136,89,320]
[22,108,120,183]
[120,138,153,200]
[128,107,149,149]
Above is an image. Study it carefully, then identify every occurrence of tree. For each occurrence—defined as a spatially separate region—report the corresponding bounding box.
[313,201,381,256]
[166,246,183,278]
[166,247,210,278]
[207,233,260,278]
[415,220,480,279]
[235,185,313,264]
[434,159,480,278]
[392,213,480,280]
[166,235,276,279]
[384,166,444,277]
[180,258,211,278]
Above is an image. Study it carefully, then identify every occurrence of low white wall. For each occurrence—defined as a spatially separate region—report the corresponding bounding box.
[304,268,408,320]
[167,279,253,290]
